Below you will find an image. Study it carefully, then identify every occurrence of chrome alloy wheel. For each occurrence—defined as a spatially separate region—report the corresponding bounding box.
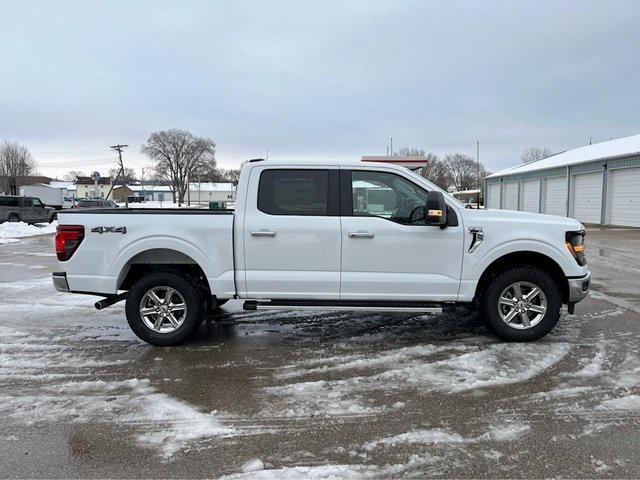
[498,281,547,330]
[139,286,187,334]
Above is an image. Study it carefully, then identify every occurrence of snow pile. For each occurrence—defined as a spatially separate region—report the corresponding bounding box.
[118,201,207,209]
[0,221,57,244]
[363,422,530,450]
[597,395,640,411]
[265,342,570,418]
[222,464,376,479]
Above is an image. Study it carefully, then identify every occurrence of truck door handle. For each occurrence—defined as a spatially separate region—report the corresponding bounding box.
[251,230,277,237]
[348,231,375,239]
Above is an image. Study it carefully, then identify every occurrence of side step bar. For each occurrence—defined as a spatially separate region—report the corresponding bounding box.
[243,299,449,314]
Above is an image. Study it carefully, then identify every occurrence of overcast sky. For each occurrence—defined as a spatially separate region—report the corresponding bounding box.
[1,0,639,178]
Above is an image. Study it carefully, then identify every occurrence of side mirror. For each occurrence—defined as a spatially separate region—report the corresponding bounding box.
[425,191,448,227]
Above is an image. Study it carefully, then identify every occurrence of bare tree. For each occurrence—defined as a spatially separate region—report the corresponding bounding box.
[0,141,37,177]
[521,146,552,164]
[445,153,487,191]
[418,153,450,190]
[394,147,425,157]
[222,167,242,185]
[109,167,137,185]
[63,170,85,181]
[197,166,242,184]
[141,129,216,204]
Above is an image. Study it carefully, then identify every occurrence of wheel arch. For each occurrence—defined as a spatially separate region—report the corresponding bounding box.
[116,247,212,299]
[474,251,569,305]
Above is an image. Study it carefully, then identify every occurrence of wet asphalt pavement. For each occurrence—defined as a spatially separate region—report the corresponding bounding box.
[1,229,640,478]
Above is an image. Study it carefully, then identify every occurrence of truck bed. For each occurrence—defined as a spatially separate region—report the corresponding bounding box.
[61,208,234,215]
[57,209,236,297]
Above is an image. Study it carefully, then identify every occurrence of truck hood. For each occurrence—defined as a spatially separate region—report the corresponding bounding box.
[463,208,584,231]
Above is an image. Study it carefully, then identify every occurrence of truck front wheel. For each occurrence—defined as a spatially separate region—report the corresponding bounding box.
[125,272,204,346]
[482,266,562,341]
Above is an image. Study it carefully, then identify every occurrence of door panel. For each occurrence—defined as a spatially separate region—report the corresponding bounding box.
[543,177,567,216]
[340,169,464,301]
[522,180,540,213]
[487,183,500,209]
[571,172,602,224]
[243,167,341,299]
[21,198,35,222]
[504,183,518,210]
[609,167,640,227]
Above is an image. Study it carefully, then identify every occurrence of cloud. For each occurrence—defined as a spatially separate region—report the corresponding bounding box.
[1,0,639,176]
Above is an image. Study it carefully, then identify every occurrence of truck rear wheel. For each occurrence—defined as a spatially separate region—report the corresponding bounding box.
[482,266,562,341]
[7,214,20,222]
[125,271,204,346]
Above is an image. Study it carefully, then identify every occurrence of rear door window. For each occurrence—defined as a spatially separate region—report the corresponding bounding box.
[0,197,19,207]
[258,169,336,216]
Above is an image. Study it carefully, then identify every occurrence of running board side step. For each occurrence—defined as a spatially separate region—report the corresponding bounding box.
[243,299,450,314]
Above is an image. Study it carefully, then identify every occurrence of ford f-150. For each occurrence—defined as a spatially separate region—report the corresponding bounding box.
[52,159,590,345]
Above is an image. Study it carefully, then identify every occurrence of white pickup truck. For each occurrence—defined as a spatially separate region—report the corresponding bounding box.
[52,159,590,345]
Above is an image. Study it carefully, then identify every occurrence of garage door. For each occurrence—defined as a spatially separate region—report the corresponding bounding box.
[487,183,501,209]
[609,167,640,227]
[504,183,518,210]
[522,180,541,213]
[571,172,602,224]
[543,176,567,216]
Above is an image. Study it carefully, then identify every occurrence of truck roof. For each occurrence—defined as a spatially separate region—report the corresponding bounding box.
[246,159,409,169]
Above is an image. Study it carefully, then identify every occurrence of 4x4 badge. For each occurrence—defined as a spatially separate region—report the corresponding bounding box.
[91,226,127,234]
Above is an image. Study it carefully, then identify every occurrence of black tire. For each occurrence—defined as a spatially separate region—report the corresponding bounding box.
[125,271,204,346]
[49,213,58,223]
[482,266,562,342]
[7,214,20,223]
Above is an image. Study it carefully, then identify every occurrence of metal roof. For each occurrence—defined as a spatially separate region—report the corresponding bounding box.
[487,133,640,179]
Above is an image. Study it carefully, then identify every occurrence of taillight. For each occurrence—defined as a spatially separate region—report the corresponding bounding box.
[56,225,84,261]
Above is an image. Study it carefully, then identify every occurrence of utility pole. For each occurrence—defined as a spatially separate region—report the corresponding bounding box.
[390,137,393,156]
[108,144,129,207]
[476,141,481,209]
[186,171,191,206]
[141,168,145,201]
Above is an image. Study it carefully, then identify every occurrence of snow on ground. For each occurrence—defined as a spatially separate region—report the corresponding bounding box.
[0,221,57,244]
[2,246,640,476]
[263,341,570,418]
[117,201,208,209]
[0,278,253,459]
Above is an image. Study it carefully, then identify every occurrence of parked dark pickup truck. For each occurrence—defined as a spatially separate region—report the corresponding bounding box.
[0,195,57,224]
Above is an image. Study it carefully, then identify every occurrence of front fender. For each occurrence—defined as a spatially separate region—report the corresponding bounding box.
[465,239,581,281]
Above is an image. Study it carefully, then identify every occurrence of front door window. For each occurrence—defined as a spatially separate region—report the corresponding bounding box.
[352,171,429,225]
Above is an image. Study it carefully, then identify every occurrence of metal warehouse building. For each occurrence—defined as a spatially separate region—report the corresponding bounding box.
[485,134,640,227]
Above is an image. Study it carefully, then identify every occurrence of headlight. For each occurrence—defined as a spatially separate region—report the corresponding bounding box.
[566,230,586,266]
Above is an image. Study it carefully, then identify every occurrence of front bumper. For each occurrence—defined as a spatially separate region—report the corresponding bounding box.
[568,271,591,303]
[52,272,69,292]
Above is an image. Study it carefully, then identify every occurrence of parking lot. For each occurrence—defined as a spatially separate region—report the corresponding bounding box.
[1,228,640,478]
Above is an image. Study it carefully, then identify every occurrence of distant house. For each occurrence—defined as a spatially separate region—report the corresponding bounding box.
[0,175,52,195]
[129,184,174,202]
[361,155,428,171]
[109,185,135,203]
[75,176,112,199]
[188,182,235,205]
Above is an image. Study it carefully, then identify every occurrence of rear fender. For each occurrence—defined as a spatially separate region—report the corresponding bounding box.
[112,236,218,292]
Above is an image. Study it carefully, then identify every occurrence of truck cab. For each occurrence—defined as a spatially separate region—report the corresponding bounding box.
[52,160,591,345]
